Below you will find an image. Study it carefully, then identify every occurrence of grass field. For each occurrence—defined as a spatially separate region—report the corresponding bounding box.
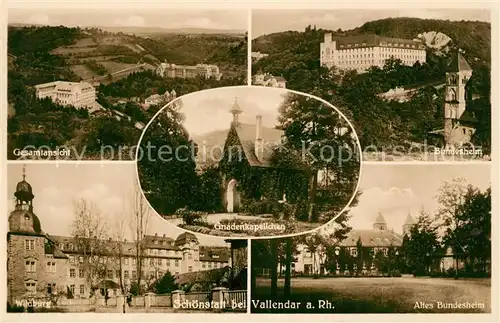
[252,277,491,313]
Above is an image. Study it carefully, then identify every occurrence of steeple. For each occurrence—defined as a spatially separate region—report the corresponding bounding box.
[230,97,243,124]
[403,212,416,236]
[373,212,387,231]
[14,165,34,211]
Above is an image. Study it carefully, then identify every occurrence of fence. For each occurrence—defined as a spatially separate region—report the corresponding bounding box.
[149,294,171,307]
[184,292,210,303]
[223,290,246,306]
[130,296,145,307]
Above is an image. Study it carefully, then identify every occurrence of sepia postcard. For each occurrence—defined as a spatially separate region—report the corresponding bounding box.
[1,2,498,323]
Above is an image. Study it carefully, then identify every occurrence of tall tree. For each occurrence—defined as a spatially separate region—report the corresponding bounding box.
[71,199,111,295]
[277,92,360,221]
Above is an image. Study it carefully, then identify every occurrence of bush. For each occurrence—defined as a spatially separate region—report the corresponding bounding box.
[7,303,25,312]
[175,207,207,226]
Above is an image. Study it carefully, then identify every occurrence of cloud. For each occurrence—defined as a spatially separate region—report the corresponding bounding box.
[348,186,422,232]
[113,15,146,27]
[24,14,51,25]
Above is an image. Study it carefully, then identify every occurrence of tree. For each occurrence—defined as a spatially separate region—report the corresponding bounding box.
[137,100,200,215]
[153,271,178,294]
[435,177,469,274]
[277,92,360,221]
[401,210,440,276]
[71,199,111,295]
[446,186,491,275]
[128,183,150,294]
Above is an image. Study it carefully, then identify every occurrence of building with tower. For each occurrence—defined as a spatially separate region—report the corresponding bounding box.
[7,167,231,305]
[219,97,306,213]
[430,51,477,148]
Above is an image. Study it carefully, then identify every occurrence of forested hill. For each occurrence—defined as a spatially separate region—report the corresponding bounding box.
[253,17,491,67]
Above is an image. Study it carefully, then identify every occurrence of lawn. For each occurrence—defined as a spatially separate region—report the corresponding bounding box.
[252,277,491,313]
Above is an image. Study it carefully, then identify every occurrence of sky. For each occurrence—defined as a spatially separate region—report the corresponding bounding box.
[344,163,491,234]
[252,9,491,38]
[8,8,248,31]
[7,163,228,246]
[172,87,287,137]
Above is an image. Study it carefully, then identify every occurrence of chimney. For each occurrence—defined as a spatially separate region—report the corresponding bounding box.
[255,115,263,161]
[124,239,127,243]
[163,234,166,237]
[155,233,158,237]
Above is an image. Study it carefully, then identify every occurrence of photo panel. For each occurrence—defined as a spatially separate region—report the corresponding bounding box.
[6,163,248,313]
[7,7,248,161]
[251,163,492,314]
[251,9,492,162]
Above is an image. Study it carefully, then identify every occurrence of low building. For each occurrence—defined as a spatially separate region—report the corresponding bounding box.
[143,90,177,109]
[7,169,231,304]
[34,81,97,110]
[156,62,222,80]
[320,33,427,74]
[251,51,269,61]
[253,72,287,88]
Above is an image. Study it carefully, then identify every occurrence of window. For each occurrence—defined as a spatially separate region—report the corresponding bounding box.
[188,266,193,272]
[350,248,358,257]
[175,260,179,267]
[188,253,192,260]
[47,283,55,294]
[25,239,35,251]
[107,270,113,279]
[382,248,389,257]
[115,270,120,278]
[124,257,129,265]
[208,262,212,269]
[80,285,85,295]
[157,259,163,266]
[202,262,206,269]
[166,259,171,267]
[79,268,84,278]
[26,282,36,295]
[25,260,36,272]
[79,256,84,263]
[24,214,30,221]
[69,268,76,278]
[154,240,158,245]
[124,270,129,279]
[46,261,56,273]
[132,258,136,265]
[69,285,75,295]
[212,255,219,259]
[132,271,136,279]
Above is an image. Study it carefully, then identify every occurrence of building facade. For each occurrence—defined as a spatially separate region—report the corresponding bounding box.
[34,81,97,110]
[320,33,427,74]
[253,72,287,88]
[7,171,230,304]
[156,62,222,80]
[143,90,177,109]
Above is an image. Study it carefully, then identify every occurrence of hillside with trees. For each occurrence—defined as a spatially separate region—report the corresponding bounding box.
[252,18,491,155]
[7,25,247,160]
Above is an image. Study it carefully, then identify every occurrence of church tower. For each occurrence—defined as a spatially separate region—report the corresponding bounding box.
[373,212,387,231]
[403,213,416,236]
[444,51,473,147]
[230,97,243,125]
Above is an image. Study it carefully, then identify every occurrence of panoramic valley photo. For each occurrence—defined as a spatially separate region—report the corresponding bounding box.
[7,8,248,160]
[136,86,362,238]
[251,9,491,161]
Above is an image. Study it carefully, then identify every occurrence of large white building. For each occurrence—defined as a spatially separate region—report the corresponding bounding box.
[156,62,222,80]
[320,33,427,73]
[35,81,97,110]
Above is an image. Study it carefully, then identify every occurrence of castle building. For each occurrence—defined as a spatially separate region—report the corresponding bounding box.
[320,33,426,73]
[156,62,222,80]
[7,168,230,304]
[429,52,477,148]
[34,81,97,111]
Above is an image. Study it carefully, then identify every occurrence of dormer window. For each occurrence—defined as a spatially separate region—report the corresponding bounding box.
[154,240,158,245]
[24,214,30,221]
[212,255,219,259]
[199,253,204,257]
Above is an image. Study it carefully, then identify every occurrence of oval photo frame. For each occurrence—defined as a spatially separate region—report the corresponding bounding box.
[135,85,363,239]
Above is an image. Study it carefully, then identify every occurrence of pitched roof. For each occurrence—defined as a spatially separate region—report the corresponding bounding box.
[447,52,472,72]
[332,34,425,50]
[175,267,229,285]
[199,246,230,262]
[175,232,198,246]
[374,213,387,224]
[404,214,416,226]
[339,229,403,247]
[458,110,478,123]
[232,123,284,167]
